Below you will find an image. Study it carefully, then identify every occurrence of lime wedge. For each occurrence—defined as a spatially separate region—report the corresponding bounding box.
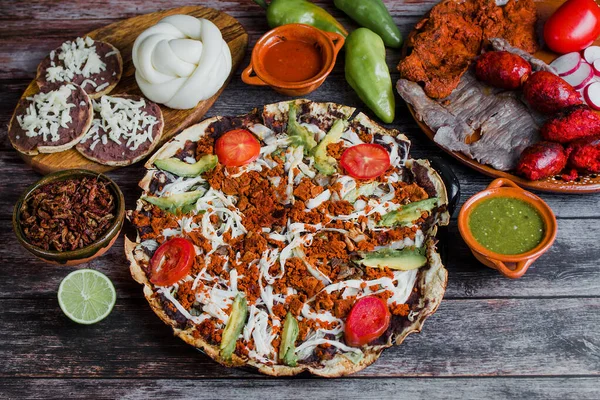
[58,269,116,325]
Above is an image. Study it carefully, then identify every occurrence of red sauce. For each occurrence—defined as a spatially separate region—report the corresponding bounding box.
[263,40,323,82]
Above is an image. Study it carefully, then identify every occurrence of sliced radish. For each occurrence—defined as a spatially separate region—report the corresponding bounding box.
[583,46,600,64]
[593,59,600,76]
[550,52,582,76]
[563,61,594,89]
[584,82,600,110]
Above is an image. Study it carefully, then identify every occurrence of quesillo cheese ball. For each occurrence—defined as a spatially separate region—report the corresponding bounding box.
[126,100,450,377]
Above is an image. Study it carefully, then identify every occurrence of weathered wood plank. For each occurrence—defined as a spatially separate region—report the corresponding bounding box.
[0,0,437,20]
[0,298,598,378]
[1,377,599,400]
[1,219,599,299]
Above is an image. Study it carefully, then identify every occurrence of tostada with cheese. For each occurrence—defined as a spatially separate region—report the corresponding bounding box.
[125,99,450,377]
[8,83,93,156]
[76,94,164,166]
[36,36,123,99]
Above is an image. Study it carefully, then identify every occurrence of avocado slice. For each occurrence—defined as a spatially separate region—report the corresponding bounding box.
[378,197,439,227]
[312,119,348,175]
[220,294,248,362]
[287,103,317,154]
[360,247,427,271]
[154,154,218,177]
[279,312,299,367]
[141,190,204,214]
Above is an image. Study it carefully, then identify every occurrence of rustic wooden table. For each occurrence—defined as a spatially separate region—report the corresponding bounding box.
[1,1,599,399]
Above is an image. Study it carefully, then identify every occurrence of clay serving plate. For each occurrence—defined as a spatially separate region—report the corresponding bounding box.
[13,169,125,266]
[242,23,344,96]
[458,178,557,279]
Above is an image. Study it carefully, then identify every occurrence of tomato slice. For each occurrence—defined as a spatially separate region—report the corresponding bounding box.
[149,238,195,286]
[344,296,391,347]
[340,144,391,179]
[215,129,261,167]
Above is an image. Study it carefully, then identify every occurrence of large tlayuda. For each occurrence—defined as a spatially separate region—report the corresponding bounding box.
[125,99,450,377]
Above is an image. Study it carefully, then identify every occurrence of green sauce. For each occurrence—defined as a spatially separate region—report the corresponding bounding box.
[468,197,545,255]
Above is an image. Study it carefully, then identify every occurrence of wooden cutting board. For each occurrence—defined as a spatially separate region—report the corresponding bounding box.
[15,5,248,175]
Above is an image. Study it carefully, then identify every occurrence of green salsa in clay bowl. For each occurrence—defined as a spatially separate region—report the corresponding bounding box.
[458,178,557,279]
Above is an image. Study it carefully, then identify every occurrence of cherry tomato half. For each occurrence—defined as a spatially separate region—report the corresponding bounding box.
[544,0,600,54]
[340,143,391,179]
[215,129,261,167]
[344,296,391,347]
[149,238,195,286]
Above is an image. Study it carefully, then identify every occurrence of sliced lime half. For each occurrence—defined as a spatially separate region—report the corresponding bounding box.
[58,269,116,324]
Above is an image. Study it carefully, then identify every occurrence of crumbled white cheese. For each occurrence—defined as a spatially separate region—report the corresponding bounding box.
[16,84,76,143]
[45,37,107,83]
[79,95,159,152]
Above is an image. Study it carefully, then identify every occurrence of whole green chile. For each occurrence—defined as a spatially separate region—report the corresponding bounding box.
[334,0,402,48]
[254,0,347,37]
[345,28,395,123]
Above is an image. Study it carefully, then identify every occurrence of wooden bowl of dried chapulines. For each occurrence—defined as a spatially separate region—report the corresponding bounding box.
[13,169,125,266]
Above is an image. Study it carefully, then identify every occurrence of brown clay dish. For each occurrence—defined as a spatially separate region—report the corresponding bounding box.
[458,178,557,279]
[13,169,125,266]
[404,0,600,193]
[242,23,345,96]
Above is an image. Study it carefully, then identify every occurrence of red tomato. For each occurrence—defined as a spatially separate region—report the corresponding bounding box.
[215,129,261,167]
[544,0,600,54]
[344,296,391,347]
[340,144,391,179]
[149,238,195,286]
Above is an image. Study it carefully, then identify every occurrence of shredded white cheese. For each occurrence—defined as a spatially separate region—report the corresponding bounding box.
[45,37,107,83]
[16,84,77,143]
[79,95,158,152]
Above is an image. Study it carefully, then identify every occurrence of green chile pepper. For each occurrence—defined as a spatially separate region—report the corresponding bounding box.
[345,28,395,123]
[254,0,348,37]
[334,0,402,48]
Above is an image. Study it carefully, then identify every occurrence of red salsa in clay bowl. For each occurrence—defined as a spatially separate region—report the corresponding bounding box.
[458,178,557,279]
[242,23,345,96]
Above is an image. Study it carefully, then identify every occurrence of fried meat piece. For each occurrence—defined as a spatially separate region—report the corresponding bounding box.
[567,137,600,173]
[475,51,531,89]
[523,72,582,114]
[541,105,600,143]
[516,141,567,180]
[398,0,538,99]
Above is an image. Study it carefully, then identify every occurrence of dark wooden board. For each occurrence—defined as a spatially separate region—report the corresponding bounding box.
[1,298,599,378]
[1,0,599,398]
[13,5,248,174]
[2,378,600,400]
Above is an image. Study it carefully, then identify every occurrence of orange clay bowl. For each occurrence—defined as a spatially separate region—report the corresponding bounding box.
[242,23,344,96]
[12,169,125,266]
[458,178,557,279]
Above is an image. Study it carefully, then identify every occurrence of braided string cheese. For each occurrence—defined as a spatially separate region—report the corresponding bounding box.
[132,15,232,110]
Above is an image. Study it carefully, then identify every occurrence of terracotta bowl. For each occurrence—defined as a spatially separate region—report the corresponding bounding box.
[13,169,125,266]
[458,178,557,279]
[242,23,345,96]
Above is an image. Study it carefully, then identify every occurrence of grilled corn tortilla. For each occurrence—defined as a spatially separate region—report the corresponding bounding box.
[126,100,449,377]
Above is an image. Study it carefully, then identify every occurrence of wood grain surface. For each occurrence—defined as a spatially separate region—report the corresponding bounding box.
[0,1,599,399]
[14,5,248,174]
